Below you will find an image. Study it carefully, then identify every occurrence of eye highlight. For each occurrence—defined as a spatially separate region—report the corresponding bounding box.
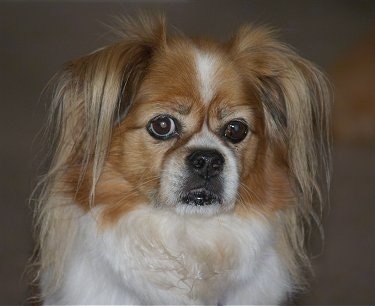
[147,115,179,140]
[223,120,249,144]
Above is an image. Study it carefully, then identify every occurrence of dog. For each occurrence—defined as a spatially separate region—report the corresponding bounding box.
[33,15,331,304]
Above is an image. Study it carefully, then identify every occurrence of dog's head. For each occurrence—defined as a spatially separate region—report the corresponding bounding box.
[39,15,330,286]
[48,15,330,220]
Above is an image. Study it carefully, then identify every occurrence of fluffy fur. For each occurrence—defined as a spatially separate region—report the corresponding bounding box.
[33,15,331,305]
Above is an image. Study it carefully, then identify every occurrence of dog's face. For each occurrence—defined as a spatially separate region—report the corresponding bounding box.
[107,41,266,216]
[56,17,329,231]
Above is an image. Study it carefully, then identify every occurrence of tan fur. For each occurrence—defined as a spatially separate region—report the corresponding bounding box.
[33,14,331,300]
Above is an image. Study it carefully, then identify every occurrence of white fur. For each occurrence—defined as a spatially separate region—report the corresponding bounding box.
[42,204,291,305]
[195,51,218,105]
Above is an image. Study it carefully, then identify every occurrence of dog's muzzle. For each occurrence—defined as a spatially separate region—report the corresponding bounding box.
[181,149,225,206]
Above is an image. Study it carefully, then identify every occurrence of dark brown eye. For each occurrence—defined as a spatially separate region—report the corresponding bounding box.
[223,120,248,143]
[147,115,179,140]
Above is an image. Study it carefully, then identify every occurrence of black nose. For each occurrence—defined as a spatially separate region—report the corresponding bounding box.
[187,149,225,179]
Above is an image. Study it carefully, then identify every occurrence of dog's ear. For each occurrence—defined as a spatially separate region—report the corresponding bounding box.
[229,25,331,238]
[229,25,331,286]
[229,26,289,145]
[229,25,331,201]
[47,14,167,196]
[112,14,168,123]
[73,14,167,126]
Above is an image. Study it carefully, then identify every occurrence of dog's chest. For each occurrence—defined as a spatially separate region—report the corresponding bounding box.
[74,206,280,303]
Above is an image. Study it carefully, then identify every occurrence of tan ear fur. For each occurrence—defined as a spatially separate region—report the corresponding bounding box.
[32,14,167,297]
[230,25,331,288]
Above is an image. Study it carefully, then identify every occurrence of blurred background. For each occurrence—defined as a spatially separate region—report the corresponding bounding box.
[1,0,374,304]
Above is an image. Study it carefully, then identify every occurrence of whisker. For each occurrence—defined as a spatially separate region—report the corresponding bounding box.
[238,182,263,204]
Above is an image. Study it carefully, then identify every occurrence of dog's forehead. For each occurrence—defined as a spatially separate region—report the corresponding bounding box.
[140,42,245,113]
[194,50,219,106]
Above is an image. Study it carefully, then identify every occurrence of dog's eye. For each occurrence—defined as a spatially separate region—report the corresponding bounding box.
[147,115,179,140]
[223,120,248,144]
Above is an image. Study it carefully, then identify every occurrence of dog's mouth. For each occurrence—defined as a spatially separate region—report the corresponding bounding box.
[181,188,222,206]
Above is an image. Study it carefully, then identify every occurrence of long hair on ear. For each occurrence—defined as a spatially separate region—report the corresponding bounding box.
[32,14,167,297]
[230,25,331,290]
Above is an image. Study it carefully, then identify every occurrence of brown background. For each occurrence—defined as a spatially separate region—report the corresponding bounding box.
[1,0,375,304]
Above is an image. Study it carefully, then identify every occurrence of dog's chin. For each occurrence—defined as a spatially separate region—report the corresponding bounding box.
[175,200,234,216]
[181,188,221,207]
[157,188,235,217]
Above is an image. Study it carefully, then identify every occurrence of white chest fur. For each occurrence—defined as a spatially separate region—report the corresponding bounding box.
[43,205,291,305]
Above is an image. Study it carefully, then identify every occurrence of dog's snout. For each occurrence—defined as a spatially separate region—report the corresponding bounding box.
[187,149,225,179]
